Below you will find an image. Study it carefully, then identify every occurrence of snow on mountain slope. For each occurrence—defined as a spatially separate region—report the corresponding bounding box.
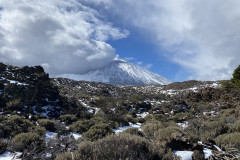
[56,59,172,85]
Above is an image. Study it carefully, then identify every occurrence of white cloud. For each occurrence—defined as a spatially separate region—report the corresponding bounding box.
[86,0,240,80]
[0,0,129,75]
[124,57,135,61]
[144,64,152,70]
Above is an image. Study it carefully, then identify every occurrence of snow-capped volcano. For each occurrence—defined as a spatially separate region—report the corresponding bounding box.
[56,59,172,85]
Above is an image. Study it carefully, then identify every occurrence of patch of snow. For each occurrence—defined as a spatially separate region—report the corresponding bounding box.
[45,131,57,142]
[0,151,21,160]
[203,148,212,159]
[114,123,142,133]
[70,133,82,140]
[173,150,193,160]
[8,80,28,86]
[87,109,94,114]
[79,100,99,115]
[214,145,222,152]
[177,121,189,130]
[136,112,149,118]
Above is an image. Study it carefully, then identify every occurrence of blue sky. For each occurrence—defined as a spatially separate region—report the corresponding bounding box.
[108,32,183,81]
[0,0,239,82]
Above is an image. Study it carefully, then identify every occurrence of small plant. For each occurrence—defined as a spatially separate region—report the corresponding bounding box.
[82,123,113,141]
[55,152,72,160]
[37,119,55,132]
[10,133,45,152]
[0,139,7,154]
[215,132,240,150]
[75,134,162,159]
[123,128,144,137]
[59,114,77,125]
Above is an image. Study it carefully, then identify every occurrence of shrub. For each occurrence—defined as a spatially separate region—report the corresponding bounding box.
[54,120,69,135]
[37,119,55,132]
[32,126,46,137]
[75,134,161,159]
[185,119,228,141]
[0,63,6,73]
[215,132,240,150]
[142,121,178,139]
[82,123,113,141]
[59,114,77,125]
[232,65,240,88]
[55,152,72,160]
[69,120,94,134]
[0,139,7,154]
[171,112,191,122]
[1,115,33,138]
[230,120,240,132]
[192,150,205,160]
[153,114,168,122]
[123,128,144,137]
[142,121,162,139]
[10,133,45,152]
[155,127,183,142]
[221,80,234,89]
[200,120,228,141]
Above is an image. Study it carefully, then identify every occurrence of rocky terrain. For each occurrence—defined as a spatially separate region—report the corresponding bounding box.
[0,62,240,160]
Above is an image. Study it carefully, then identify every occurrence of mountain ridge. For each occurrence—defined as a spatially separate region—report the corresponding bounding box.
[56,59,172,85]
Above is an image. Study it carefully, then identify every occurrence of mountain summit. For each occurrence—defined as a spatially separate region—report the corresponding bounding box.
[56,59,172,85]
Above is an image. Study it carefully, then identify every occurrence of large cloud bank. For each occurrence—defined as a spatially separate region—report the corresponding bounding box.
[0,0,128,75]
[84,0,240,80]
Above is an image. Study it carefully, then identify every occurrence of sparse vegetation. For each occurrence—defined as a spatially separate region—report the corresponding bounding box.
[0,62,239,159]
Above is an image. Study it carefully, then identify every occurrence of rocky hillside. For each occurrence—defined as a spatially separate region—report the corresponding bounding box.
[0,63,240,160]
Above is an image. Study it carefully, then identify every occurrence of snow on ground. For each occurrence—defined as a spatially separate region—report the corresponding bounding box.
[214,145,222,152]
[45,131,57,142]
[114,123,142,133]
[8,80,28,86]
[203,148,213,159]
[79,100,99,115]
[173,151,193,160]
[136,112,149,118]
[0,151,21,160]
[173,149,212,160]
[69,133,82,140]
[203,111,218,116]
[177,121,189,130]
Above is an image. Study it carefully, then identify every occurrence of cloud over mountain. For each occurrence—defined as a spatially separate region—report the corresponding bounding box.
[0,0,129,75]
[84,0,240,80]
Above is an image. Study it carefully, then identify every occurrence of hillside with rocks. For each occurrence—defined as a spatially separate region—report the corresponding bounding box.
[0,63,240,160]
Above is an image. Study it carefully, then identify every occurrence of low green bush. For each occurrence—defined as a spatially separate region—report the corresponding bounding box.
[75,134,162,159]
[0,115,33,138]
[37,119,55,132]
[69,120,94,134]
[32,126,46,137]
[171,112,191,122]
[153,114,168,122]
[0,139,7,154]
[10,133,45,152]
[230,120,240,132]
[55,152,72,160]
[82,123,113,141]
[215,132,240,150]
[59,114,77,125]
[123,128,144,137]
[155,127,183,142]
[185,119,228,141]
